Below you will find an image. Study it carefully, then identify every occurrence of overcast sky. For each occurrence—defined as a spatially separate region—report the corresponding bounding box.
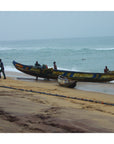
[0,11,114,41]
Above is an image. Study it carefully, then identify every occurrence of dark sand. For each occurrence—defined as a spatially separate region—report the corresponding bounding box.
[0,71,114,133]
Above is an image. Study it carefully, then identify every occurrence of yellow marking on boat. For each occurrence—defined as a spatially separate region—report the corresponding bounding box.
[95,74,99,79]
[73,73,93,78]
[31,68,40,73]
[67,73,71,77]
[53,71,64,76]
[101,74,114,79]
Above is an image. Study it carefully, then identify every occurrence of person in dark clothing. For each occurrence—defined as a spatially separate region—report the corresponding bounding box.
[0,59,6,79]
[53,61,57,70]
[34,61,41,80]
[104,66,109,73]
[35,61,41,68]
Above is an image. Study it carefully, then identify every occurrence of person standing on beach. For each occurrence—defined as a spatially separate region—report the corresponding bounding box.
[53,61,57,70]
[0,59,6,79]
[34,61,41,80]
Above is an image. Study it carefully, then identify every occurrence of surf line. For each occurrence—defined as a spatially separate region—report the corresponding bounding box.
[0,85,114,106]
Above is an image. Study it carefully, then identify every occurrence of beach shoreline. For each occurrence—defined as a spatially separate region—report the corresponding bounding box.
[0,71,114,132]
[5,70,114,95]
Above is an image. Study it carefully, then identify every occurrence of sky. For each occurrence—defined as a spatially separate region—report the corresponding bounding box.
[0,11,114,41]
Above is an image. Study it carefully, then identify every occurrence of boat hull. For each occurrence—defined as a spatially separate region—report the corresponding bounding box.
[13,61,114,82]
[58,75,77,88]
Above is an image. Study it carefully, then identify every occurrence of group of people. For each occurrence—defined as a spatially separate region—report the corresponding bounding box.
[0,59,57,80]
[35,61,110,73]
[34,61,57,80]
[0,58,111,80]
[35,61,57,70]
[34,61,111,75]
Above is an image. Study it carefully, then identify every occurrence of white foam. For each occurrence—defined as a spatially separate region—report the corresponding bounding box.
[0,46,48,51]
[95,47,114,51]
[0,47,17,51]
[5,66,21,73]
[57,67,82,72]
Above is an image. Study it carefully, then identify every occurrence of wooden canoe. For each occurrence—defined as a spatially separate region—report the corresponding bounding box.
[13,61,114,82]
[58,75,77,88]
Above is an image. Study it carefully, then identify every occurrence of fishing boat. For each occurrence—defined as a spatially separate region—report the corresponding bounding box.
[58,75,77,88]
[13,61,114,82]
[109,71,114,74]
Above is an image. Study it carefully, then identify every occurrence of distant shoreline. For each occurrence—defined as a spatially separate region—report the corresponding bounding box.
[1,35,114,42]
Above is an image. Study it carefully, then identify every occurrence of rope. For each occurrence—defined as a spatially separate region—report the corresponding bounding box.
[0,85,114,106]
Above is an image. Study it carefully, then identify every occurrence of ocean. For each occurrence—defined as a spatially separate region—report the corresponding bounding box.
[0,36,114,73]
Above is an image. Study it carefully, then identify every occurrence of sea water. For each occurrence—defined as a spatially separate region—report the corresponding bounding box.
[0,36,114,73]
[0,36,114,94]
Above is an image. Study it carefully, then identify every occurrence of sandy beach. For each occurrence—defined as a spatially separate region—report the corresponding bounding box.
[0,71,114,133]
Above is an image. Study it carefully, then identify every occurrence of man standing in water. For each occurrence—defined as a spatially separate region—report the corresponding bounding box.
[0,59,6,79]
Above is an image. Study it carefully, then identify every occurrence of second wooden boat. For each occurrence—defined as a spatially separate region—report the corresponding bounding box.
[58,75,77,88]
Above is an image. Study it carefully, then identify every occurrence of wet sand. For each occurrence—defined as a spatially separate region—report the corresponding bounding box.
[0,71,114,132]
[6,71,114,95]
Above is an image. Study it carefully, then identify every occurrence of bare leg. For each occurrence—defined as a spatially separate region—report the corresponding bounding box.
[2,71,6,79]
[36,76,38,80]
